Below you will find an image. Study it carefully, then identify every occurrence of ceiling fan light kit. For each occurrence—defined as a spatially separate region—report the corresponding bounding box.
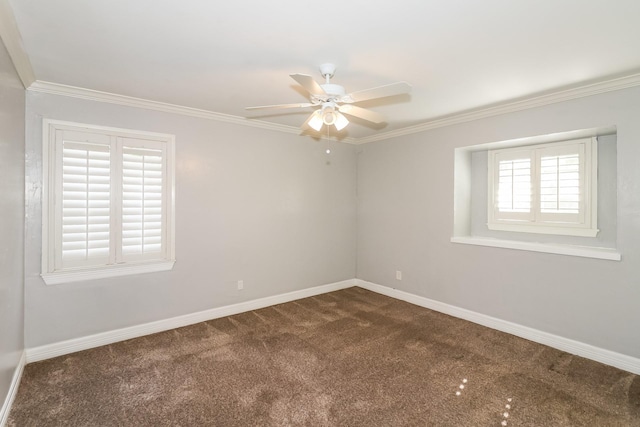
[246,63,411,133]
[322,103,337,125]
[333,112,349,131]
[307,110,324,131]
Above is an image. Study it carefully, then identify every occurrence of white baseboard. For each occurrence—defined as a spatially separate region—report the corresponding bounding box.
[356,279,640,375]
[26,279,355,363]
[0,350,26,427]
[24,278,640,376]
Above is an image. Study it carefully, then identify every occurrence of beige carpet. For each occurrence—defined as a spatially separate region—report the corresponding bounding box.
[8,287,640,426]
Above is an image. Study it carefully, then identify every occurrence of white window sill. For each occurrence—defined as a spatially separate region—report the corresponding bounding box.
[41,260,175,285]
[487,222,599,237]
[450,236,620,261]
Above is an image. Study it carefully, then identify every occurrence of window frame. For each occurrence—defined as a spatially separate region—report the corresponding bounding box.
[42,119,176,285]
[487,137,598,237]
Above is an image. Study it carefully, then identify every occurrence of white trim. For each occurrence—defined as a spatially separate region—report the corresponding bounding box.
[0,0,35,88]
[0,351,26,427]
[487,137,598,236]
[41,260,176,285]
[355,73,640,144]
[356,279,640,375]
[25,279,355,363]
[41,119,176,283]
[28,72,640,145]
[28,81,358,144]
[460,126,616,153]
[42,118,180,141]
[450,236,620,261]
[23,278,639,377]
[485,223,599,237]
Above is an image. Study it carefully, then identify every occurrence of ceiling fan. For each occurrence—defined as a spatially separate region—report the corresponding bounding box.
[246,63,411,132]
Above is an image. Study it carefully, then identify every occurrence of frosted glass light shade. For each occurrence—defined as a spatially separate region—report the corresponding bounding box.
[323,110,337,125]
[307,106,350,131]
[334,112,349,131]
[307,110,324,131]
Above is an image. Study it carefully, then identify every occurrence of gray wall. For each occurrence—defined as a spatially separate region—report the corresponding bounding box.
[19,75,640,363]
[25,93,357,348]
[0,40,25,409]
[357,86,640,358]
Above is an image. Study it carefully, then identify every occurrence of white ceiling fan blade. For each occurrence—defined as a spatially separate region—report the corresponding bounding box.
[290,74,325,96]
[338,104,385,124]
[345,81,412,103]
[245,102,315,110]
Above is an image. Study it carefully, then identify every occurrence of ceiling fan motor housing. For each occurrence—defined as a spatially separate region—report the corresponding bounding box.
[320,83,345,97]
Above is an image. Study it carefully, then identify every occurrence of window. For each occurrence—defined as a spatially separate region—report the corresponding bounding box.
[42,120,175,284]
[487,137,598,237]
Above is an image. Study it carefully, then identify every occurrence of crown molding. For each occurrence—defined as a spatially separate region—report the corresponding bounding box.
[27,71,640,146]
[28,80,359,144]
[29,81,302,135]
[0,0,35,88]
[355,72,640,145]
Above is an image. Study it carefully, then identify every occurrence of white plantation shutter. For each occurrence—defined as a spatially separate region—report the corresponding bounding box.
[58,135,113,269]
[540,155,580,213]
[61,143,111,265]
[497,157,532,214]
[491,150,533,222]
[488,137,597,236]
[121,144,165,260]
[538,143,585,224]
[43,120,175,283]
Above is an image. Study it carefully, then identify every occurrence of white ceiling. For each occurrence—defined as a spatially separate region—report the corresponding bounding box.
[6,0,640,140]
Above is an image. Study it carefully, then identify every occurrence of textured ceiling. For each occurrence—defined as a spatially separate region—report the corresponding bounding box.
[7,0,640,139]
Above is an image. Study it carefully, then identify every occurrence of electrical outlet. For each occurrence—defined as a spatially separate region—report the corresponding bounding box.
[237,280,244,290]
[396,271,402,280]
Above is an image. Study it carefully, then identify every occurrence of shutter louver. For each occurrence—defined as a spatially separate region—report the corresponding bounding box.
[122,146,164,259]
[61,142,111,267]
